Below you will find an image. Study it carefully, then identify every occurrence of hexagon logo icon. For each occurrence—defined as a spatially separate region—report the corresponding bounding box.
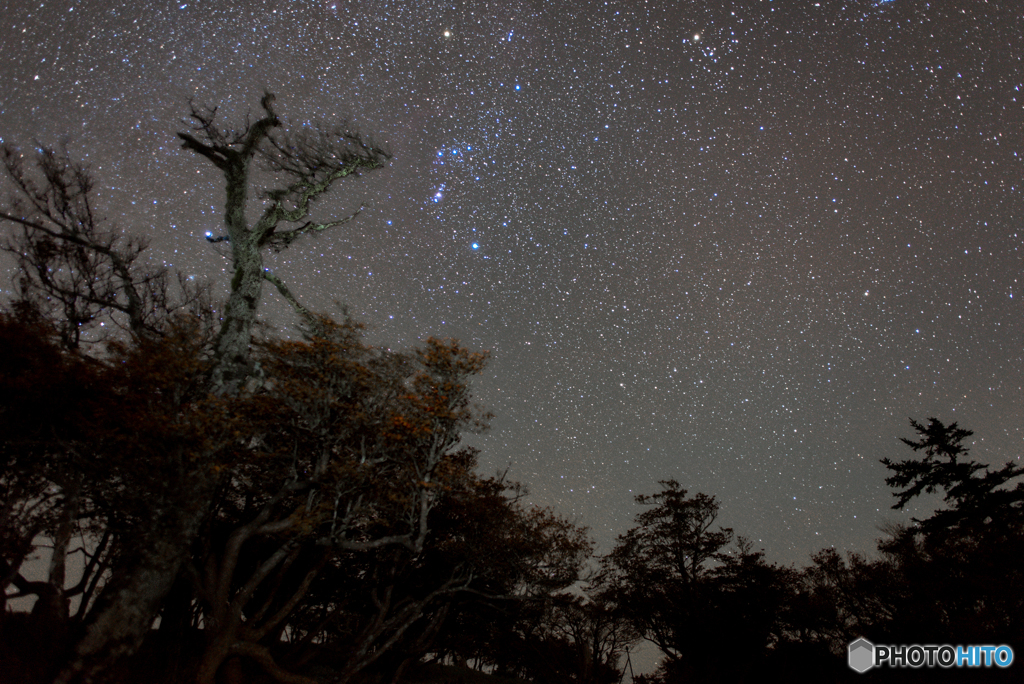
[848,637,875,673]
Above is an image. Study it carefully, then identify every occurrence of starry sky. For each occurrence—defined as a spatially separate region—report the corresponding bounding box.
[1,0,1022,566]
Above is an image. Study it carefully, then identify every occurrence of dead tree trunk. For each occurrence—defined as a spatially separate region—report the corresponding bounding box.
[178,92,390,396]
[36,93,389,684]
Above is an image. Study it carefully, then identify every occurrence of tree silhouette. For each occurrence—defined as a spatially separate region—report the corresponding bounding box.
[0,93,593,684]
[605,482,729,676]
[604,482,795,683]
[1,93,393,683]
[882,417,1024,533]
[777,418,1024,682]
[189,320,492,684]
[0,145,208,350]
[177,93,390,394]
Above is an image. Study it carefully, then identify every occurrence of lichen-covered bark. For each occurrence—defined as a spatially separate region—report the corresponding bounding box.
[176,93,389,395]
[179,97,280,395]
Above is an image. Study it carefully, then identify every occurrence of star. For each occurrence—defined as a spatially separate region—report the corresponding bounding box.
[1,0,1018,576]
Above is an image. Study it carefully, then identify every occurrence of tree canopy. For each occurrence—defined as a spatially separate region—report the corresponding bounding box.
[0,94,591,684]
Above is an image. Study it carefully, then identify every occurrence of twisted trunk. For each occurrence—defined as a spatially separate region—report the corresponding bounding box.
[208,159,266,396]
[43,92,388,683]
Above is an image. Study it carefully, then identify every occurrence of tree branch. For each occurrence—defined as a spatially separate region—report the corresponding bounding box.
[262,205,365,251]
[227,641,319,684]
[262,270,314,323]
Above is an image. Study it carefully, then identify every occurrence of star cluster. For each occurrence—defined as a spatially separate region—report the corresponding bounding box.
[2,0,1022,563]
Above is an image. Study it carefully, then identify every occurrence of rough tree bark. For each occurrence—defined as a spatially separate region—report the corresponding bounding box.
[178,92,390,395]
[54,487,215,684]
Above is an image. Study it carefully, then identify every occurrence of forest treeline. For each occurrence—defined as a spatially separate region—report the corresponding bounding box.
[1,95,1022,684]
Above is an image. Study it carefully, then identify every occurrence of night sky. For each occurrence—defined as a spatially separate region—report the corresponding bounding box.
[2,0,1022,566]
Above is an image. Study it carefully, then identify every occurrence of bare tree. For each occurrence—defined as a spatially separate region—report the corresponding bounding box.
[0,144,207,349]
[177,92,390,395]
[1,92,391,684]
